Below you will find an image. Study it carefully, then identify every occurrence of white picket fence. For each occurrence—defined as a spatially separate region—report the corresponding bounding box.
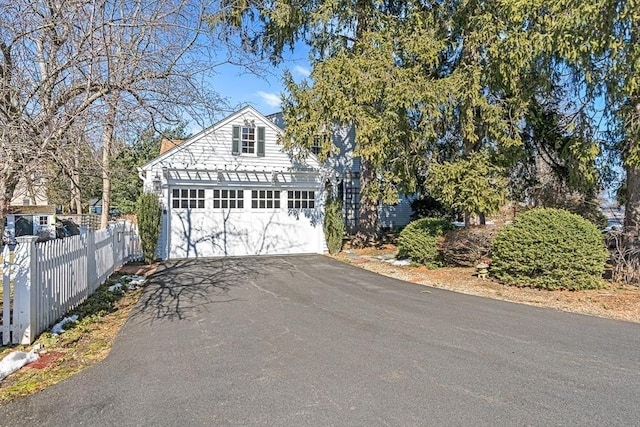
[1,221,142,345]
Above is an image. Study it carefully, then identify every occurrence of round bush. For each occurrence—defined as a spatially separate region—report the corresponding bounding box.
[491,208,608,290]
[398,218,455,267]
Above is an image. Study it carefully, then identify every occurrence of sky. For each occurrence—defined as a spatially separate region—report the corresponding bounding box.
[207,43,311,119]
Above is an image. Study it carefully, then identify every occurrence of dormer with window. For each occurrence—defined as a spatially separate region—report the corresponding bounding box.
[232,124,265,157]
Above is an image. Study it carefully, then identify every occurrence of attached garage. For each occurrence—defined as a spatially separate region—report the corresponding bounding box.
[140,106,327,260]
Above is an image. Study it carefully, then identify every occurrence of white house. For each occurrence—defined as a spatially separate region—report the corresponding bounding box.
[139,106,328,259]
[140,106,413,260]
[4,173,56,243]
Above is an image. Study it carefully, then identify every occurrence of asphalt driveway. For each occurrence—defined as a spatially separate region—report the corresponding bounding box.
[1,255,639,426]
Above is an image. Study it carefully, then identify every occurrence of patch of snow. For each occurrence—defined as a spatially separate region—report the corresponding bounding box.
[51,315,79,335]
[108,283,123,292]
[0,350,39,381]
[127,275,146,286]
[120,275,145,288]
[392,259,412,266]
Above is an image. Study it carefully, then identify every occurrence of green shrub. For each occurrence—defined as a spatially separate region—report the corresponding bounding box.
[491,208,608,290]
[137,192,162,264]
[398,218,455,266]
[324,195,345,254]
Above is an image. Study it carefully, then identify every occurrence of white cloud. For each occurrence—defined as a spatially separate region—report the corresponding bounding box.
[256,91,282,107]
[293,65,311,78]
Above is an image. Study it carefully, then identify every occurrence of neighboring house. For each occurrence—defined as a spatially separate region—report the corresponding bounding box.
[88,198,102,214]
[139,106,413,260]
[5,173,56,241]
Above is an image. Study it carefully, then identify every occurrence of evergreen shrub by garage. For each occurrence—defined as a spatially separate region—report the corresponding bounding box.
[491,208,607,290]
[137,192,162,264]
[324,195,344,254]
[397,218,455,267]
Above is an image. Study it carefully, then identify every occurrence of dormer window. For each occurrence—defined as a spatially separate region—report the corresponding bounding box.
[232,125,266,157]
[242,127,255,153]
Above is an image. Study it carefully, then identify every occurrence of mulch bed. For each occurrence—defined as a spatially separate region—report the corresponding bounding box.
[24,352,64,370]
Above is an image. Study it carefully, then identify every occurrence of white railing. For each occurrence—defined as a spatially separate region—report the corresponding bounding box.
[1,221,143,345]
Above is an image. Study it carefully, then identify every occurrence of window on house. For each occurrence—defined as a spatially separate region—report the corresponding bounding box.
[311,136,322,155]
[287,190,315,209]
[251,190,280,209]
[233,125,265,156]
[172,188,205,208]
[23,198,31,206]
[39,216,48,226]
[242,127,255,154]
[213,189,244,209]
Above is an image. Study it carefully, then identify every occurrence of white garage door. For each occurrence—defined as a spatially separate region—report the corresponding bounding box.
[167,187,324,258]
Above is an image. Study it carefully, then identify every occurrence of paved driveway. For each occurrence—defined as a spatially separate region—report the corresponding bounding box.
[1,255,639,426]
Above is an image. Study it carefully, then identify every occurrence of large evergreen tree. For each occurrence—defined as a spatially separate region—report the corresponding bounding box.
[224,0,545,244]
[541,0,640,229]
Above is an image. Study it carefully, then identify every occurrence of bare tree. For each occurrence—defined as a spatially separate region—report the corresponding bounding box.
[1,0,254,236]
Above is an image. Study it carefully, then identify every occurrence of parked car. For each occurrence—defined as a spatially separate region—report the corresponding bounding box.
[602,220,623,234]
[56,218,81,239]
[109,208,123,218]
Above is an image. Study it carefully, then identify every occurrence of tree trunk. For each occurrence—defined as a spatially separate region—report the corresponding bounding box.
[624,101,640,235]
[0,172,19,243]
[479,212,486,225]
[349,2,379,248]
[353,158,379,247]
[100,98,118,229]
[71,146,82,214]
[625,164,640,230]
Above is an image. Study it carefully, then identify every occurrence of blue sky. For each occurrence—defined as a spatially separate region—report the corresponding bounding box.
[210,44,311,117]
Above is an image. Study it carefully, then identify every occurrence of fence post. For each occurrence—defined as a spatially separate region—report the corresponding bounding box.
[81,226,97,292]
[2,245,12,345]
[14,236,39,344]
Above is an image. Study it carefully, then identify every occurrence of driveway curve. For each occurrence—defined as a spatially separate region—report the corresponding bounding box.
[1,255,639,426]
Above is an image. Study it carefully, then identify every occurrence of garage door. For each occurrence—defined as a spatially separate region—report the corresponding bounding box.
[167,187,324,258]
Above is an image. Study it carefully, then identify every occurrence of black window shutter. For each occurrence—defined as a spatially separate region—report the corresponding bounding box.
[257,127,265,157]
[232,126,240,155]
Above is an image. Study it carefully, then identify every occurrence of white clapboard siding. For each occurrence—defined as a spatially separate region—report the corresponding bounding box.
[141,107,322,194]
[0,221,143,345]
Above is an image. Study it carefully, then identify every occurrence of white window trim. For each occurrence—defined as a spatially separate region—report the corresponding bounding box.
[251,189,281,210]
[287,190,316,209]
[212,188,245,210]
[172,188,206,209]
[241,126,255,154]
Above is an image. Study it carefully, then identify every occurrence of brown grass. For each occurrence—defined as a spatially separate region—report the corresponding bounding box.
[0,264,156,404]
[335,248,640,324]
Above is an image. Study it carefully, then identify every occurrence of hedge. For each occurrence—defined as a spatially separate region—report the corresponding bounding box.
[397,218,455,267]
[491,208,607,290]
